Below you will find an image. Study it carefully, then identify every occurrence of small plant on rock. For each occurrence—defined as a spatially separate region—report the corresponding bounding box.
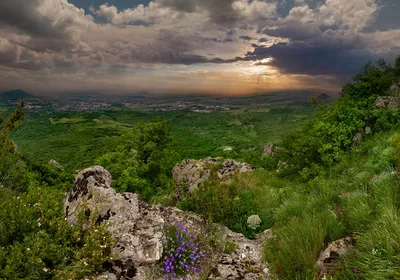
[161,223,205,279]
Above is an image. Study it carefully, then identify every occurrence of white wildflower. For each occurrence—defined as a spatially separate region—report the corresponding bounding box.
[247,215,262,230]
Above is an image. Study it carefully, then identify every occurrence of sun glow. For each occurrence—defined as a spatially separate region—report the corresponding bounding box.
[242,58,277,75]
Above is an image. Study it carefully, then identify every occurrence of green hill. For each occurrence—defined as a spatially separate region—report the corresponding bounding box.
[0,89,34,101]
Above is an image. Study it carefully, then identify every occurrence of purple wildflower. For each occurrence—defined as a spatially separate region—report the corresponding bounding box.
[161,223,205,279]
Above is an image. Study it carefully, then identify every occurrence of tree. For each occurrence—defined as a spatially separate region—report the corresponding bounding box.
[96,117,178,199]
[342,59,394,99]
[0,103,27,190]
[279,58,400,180]
[395,55,400,77]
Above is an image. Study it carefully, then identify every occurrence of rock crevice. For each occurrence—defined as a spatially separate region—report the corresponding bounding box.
[65,166,270,280]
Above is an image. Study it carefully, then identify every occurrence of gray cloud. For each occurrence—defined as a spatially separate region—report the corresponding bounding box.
[239,42,376,75]
[262,24,322,41]
[239,35,253,41]
[0,0,399,95]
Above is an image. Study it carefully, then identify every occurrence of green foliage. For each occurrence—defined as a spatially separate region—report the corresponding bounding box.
[0,104,114,279]
[224,239,238,255]
[343,59,395,99]
[0,103,29,191]
[261,128,400,279]
[264,211,345,279]
[0,186,115,280]
[95,145,144,193]
[178,171,285,238]
[338,175,400,279]
[96,117,178,199]
[394,55,400,77]
[279,59,399,180]
[12,103,314,171]
[178,182,260,237]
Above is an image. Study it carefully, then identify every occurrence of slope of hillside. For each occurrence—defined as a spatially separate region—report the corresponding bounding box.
[0,89,34,101]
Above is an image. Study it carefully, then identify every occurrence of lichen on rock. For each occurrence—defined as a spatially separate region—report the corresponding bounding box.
[65,166,271,280]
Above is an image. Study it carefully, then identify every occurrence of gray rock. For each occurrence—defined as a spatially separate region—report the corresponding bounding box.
[48,159,63,170]
[209,230,271,280]
[65,166,270,280]
[95,272,118,280]
[173,158,255,194]
[172,159,212,194]
[391,79,400,97]
[365,126,372,135]
[262,142,276,158]
[351,130,363,147]
[217,159,255,179]
[316,237,354,278]
[375,96,400,109]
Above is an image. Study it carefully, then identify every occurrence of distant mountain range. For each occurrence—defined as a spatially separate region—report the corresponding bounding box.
[0,89,35,101]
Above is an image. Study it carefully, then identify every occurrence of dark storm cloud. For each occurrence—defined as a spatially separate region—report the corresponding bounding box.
[0,0,59,38]
[0,0,399,95]
[262,24,322,41]
[0,0,90,52]
[239,36,253,41]
[230,42,377,75]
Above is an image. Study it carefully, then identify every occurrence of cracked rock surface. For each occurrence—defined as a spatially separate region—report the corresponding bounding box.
[65,166,270,280]
[172,157,256,194]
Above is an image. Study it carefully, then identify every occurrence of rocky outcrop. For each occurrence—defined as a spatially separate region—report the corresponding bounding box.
[172,158,256,194]
[65,166,270,280]
[172,159,213,194]
[217,159,255,179]
[375,96,400,109]
[48,159,63,170]
[316,237,354,278]
[391,79,400,97]
[262,142,277,158]
[351,130,363,147]
[209,230,271,280]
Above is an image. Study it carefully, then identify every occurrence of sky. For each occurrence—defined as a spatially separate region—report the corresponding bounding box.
[0,0,399,96]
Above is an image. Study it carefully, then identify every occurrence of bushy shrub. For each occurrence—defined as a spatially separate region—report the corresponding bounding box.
[0,104,115,279]
[0,186,115,279]
[96,117,178,199]
[278,59,399,180]
[178,182,264,238]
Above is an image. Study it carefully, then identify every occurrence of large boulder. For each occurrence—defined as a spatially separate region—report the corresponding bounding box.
[65,166,270,280]
[375,96,400,109]
[316,237,354,278]
[391,79,400,97]
[172,159,212,194]
[173,158,256,194]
